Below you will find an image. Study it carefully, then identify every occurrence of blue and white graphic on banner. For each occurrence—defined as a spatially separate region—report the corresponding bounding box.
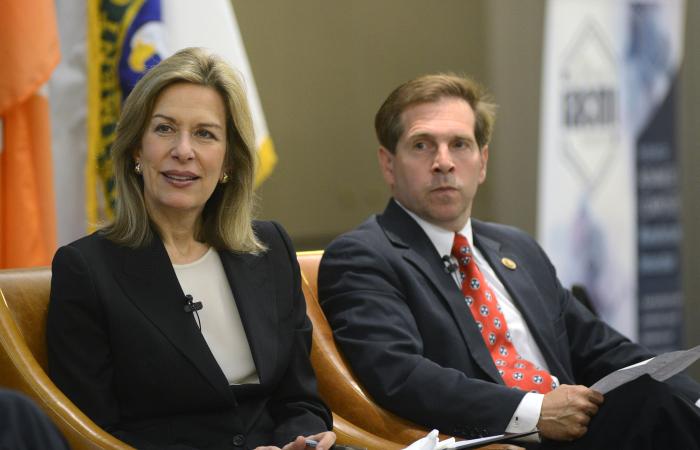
[119,0,167,101]
[627,4,683,352]
[559,19,620,322]
[538,0,685,350]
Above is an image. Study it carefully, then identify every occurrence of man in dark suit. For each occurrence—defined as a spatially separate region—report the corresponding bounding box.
[0,388,69,449]
[318,73,700,449]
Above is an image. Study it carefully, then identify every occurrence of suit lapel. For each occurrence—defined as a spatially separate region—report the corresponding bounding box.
[218,249,277,385]
[378,201,503,384]
[472,225,571,379]
[111,236,235,405]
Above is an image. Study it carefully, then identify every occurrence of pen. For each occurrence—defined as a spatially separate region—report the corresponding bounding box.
[305,438,318,447]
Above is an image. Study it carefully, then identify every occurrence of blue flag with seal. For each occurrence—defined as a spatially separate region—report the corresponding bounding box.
[87,0,166,226]
[84,0,276,231]
[119,0,165,101]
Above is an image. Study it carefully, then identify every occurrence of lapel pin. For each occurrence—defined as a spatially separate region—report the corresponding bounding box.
[501,257,517,270]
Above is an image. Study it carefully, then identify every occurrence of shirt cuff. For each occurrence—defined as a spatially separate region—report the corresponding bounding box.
[695,398,700,408]
[506,392,544,433]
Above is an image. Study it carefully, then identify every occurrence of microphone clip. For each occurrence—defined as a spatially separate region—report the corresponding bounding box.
[183,294,203,313]
[442,255,458,274]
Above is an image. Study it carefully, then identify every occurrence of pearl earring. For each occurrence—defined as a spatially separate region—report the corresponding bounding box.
[135,162,142,174]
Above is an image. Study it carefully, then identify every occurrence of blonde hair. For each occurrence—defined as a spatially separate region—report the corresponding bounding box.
[375,73,497,153]
[103,47,264,253]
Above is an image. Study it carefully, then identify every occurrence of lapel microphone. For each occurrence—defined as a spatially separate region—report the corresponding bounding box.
[442,255,458,274]
[184,294,203,331]
[183,294,203,313]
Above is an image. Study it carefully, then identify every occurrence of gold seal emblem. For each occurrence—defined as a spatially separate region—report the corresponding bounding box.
[501,257,517,270]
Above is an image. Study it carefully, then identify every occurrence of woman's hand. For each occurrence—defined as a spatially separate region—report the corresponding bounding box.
[255,431,336,450]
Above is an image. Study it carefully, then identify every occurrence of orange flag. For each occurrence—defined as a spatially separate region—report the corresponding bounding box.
[0,0,61,268]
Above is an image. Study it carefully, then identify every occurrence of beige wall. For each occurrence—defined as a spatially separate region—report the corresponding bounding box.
[233,0,488,248]
[233,1,699,371]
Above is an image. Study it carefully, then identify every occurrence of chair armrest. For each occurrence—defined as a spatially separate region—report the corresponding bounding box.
[0,288,133,450]
[332,412,404,450]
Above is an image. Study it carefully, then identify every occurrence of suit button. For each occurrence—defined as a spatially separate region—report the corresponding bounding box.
[232,434,245,447]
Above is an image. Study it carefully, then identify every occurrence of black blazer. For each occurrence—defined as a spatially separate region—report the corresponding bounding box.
[318,200,699,439]
[48,221,331,450]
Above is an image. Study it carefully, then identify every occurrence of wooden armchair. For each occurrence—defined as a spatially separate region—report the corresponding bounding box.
[298,251,433,446]
[0,267,133,450]
[0,264,399,450]
[297,251,516,450]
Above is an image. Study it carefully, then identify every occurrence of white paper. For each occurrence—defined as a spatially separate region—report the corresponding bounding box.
[401,430,538,450]
[452,434,507,448]
[434,437,456,450]
[451,431,538,449]
[401,429,439,450]
[590,345,700,394]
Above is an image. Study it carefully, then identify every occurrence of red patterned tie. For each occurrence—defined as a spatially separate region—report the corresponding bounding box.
[451,233,554,394]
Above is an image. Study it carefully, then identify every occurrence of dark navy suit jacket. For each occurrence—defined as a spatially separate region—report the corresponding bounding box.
[48,221,331,450]
[319,199,699,439]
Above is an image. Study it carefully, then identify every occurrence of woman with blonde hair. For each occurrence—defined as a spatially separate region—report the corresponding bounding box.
[47,47,335,450]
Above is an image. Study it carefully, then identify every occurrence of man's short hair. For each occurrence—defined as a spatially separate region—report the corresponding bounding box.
[375,73,497,153]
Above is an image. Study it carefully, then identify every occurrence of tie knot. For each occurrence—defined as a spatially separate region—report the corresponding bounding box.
[451,233,471,258]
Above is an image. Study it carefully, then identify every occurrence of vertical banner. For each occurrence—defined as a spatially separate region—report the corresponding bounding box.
[537,0,685,352]
[631,4,685,352]
[51,0,276,242]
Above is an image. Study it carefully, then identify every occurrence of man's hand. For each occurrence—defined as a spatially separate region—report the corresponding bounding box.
[537,384,604,441]
[255,431,336,450]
